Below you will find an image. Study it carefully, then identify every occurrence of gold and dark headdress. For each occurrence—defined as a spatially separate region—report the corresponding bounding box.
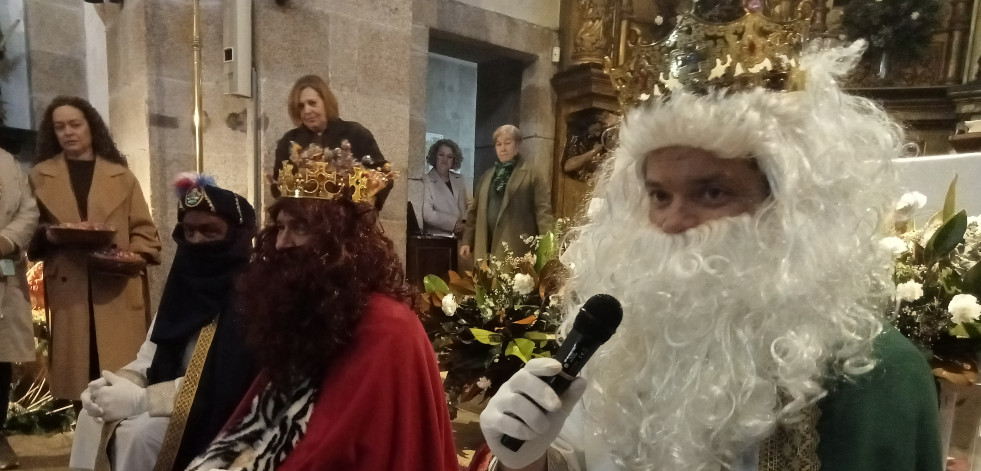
[273,140,396,204]
[605,0,813,109]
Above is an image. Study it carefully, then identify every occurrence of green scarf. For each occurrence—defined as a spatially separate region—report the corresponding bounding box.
[491,159,518,194]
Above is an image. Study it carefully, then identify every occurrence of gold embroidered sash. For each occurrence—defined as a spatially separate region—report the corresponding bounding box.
[151,318,219,471]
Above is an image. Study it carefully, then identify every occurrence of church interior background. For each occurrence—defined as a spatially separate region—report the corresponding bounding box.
[5,0,981,468]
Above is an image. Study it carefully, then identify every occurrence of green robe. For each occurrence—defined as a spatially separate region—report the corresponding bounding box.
[816,326,942,471]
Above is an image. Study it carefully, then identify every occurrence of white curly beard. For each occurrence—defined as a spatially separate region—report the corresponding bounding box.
[560,211,883,471]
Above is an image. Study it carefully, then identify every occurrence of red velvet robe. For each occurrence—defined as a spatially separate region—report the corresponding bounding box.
[224,294,458,470]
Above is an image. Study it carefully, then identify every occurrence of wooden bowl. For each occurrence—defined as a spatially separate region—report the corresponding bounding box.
[89,251,146,277]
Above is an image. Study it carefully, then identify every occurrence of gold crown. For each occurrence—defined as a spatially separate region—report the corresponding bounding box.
[605,0,813,108]
[273,141,396,203]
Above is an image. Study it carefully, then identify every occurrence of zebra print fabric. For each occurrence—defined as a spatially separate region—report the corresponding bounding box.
[185,380,318,471]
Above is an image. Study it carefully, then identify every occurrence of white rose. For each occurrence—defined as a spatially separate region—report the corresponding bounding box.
[513,273,535,295]
[910,11,920,19]
[949,294,981,324]
[654,15,664,25]
[895,191,927,220]
[476,376,492,390]
[969,215,981,227]
[895,280,923,302]
[441,294,458,316]
[878,236,907,255]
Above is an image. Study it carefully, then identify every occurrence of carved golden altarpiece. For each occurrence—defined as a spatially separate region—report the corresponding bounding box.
[551,0,981,220]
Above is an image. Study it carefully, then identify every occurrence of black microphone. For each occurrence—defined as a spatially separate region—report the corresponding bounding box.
[500,293,623,452]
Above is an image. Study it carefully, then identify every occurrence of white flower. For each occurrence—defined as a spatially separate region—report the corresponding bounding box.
[838,34,847,40]
[441,294,458,316]
[513,273,535,295]
[895,281,923,302]
[949,294,981,324]
[878,236,907,255]
[969,215,981,227]
[910,11,920,20]
[654,15,664,25]
[895,191,927,221]
[476,377,492,390]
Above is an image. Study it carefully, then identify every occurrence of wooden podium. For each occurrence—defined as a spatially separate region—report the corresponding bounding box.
[405,234,458,289]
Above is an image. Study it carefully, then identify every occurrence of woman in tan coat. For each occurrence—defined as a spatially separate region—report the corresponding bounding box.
[29,96,161,400]
[0,148,39,468]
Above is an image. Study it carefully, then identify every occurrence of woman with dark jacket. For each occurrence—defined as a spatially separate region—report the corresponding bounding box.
[272,75,391,207]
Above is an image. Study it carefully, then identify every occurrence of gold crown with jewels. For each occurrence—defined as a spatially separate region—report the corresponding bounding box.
[605,0,813,108]
[273,141,395,203]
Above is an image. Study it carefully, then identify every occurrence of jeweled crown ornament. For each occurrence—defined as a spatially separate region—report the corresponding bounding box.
[605,0,813,108]
[273,140,396,203]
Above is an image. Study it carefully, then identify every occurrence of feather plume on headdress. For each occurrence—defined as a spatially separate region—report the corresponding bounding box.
[173,172,217,198]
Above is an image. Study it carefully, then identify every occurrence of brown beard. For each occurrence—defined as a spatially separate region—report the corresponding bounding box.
[236,198,413,390]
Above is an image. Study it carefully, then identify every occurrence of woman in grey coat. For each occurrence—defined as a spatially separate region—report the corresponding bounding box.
[0,148,39,469]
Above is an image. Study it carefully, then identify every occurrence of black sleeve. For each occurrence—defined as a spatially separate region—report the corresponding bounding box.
[349,122,386,168]
[348,122,392,210]
[271,132,294,198]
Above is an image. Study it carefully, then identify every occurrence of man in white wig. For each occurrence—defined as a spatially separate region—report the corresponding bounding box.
[478,3,942,470]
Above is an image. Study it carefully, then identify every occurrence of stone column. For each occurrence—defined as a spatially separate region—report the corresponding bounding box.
[945,0,974,84]
[24,0,87,124]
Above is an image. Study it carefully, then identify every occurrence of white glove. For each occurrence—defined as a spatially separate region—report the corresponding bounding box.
[81,377,109,422]
[480,358,586,469]
[90,370,148,422]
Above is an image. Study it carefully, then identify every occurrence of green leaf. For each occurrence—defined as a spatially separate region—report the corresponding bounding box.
[950,322,981,339]
[469,328,503,345]
[475,284,487,307]
[523,331,554,341]
[943,175,958,222]
[504,338,536,363]
[964,263,981,298]
[423,275,450,295]
[535,230,559,272]
[925,210,967,264]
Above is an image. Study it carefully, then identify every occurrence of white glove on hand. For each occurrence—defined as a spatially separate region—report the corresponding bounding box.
[81,377,109,422]
[90,370,148,422]
[480,358,586,469]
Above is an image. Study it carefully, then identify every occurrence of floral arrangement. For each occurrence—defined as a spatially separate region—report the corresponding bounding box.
[885,178,981,384]
[842,0,941,61]
[418,223,568,417]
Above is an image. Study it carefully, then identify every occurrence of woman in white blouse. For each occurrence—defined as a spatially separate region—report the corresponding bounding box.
[422,139,469,237]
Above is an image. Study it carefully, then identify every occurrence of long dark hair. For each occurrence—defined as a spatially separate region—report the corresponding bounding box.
[237,197,413,388]
[35,96,127,166]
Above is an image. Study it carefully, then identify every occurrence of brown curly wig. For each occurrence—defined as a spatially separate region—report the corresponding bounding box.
[35,96,127,166]
[425,138,463,170]
[237,197,413,389]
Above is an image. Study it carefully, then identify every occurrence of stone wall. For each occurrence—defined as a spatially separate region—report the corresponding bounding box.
[453,0,561,29]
